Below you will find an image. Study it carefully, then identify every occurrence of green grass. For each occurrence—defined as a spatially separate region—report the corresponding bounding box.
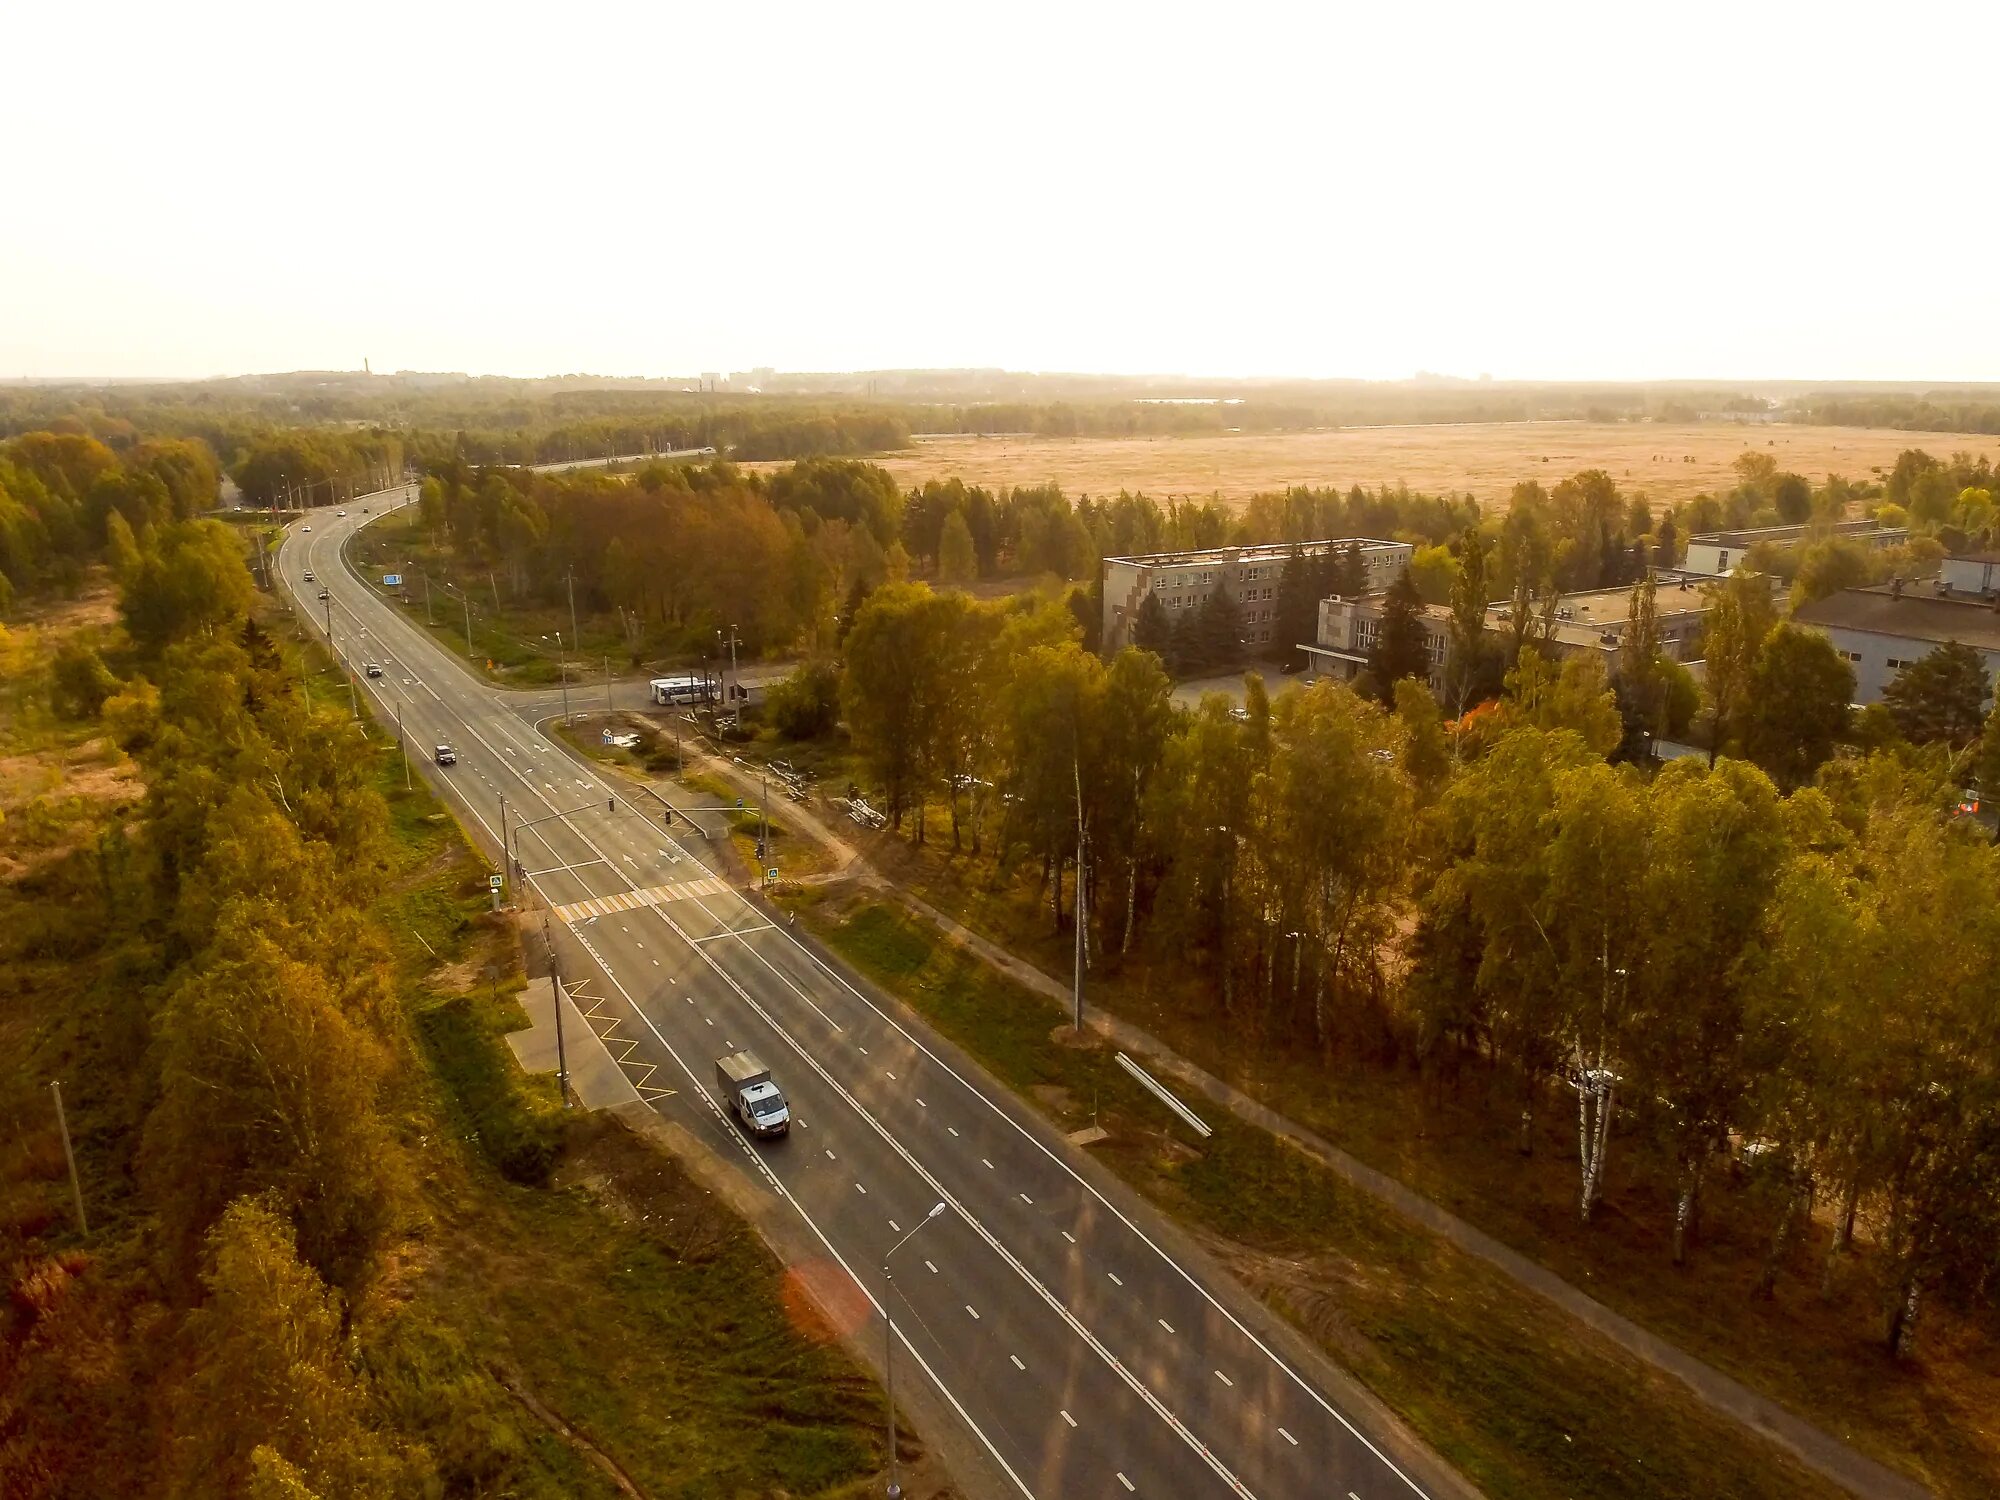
[802,890,1836,1500]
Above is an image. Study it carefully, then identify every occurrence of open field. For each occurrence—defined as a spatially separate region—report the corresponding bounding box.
[773,421,1998,508]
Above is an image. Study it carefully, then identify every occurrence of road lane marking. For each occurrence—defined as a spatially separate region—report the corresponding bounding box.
[917,1098,926,1107]
[1060,1409,1076,1427]
[886,1070,896,1080]
[924,1259,937,1273]
[1061,1230,1076,1244]
[1117,1475,1134,1492]
[825,1149,836,1160]
[1278,1428,1297,1446]
[1010,1354,1025,1370]
[888,1220,900,1232]
[1108,1272,1122,1286]
[1158,1319,1174,1334]
[856,1183,867,1195]
[981,1158,994,1170]
[1214,1370,1233,1387]
[966,1305,979,1319]
[947,1126,959,1137]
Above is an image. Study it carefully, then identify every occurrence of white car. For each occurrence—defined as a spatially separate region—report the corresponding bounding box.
[337,510,347,517]
[365,662,383,679]
[301,525,311,532]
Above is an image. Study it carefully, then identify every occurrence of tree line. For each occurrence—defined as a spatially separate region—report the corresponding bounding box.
[0,431,219,608]
[830,568,2000,1356]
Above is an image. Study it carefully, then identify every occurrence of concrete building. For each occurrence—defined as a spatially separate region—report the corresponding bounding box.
[1794,560,2000,705]
[1100,538,1411,653]
[1681,519,1907,577]
[1301,577,1713,692]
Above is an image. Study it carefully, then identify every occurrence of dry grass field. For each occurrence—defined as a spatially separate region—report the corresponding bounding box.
[781,421,1995,510]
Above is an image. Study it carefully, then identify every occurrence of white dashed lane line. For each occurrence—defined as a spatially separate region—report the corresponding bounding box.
[825,1149,836,1160]
[1019,1193,1033,1205]
[1117,1474,1135,1492]
[1213,1370,1233,1387]
[965,1305,980,1320]
[855,1183,868,1195]
[1009,1354,1025,1370]
[1061,1230,1076,1244]
[924,1259,937,1274]
[1278,1427,1297,1446]
[1060,1409,1076,1428]
[1158,1319,1175,1334]
[888,1219,900,1232]
[981,1158,994,1170]
[1108,1271,1122,1287]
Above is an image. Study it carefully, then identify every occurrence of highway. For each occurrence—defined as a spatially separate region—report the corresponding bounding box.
[276,490,1464,1500]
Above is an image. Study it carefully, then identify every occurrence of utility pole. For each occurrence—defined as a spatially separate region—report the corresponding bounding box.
[557,631,570,725]
[882,1203,947,1500]
[423,570,435,626]
[604,654,612,714]
[566,568,581,664]
[1072,755,1086,1034]
[395,700,411,789]
[51,1082,87,1237]
[543,918,570,1108]
[499,797,509,898]
[462,588,473,659]
[760,770,770,880]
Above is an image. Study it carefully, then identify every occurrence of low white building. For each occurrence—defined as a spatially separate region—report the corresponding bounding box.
[1682,519,1906,577]
[1795,561,2000,705]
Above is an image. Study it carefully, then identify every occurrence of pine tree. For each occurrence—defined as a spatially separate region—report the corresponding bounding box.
[1271,544,1317,667]
[938,508,977,585]
[1369,569,1431,692]
[1331,540,1367,598]
[1196,589,1245,671]
[1132,591,1172,662]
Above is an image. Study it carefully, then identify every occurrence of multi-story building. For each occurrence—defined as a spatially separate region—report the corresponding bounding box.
[1794,555,2000,704]
[1301,577,1714,691]
[1681,519,1906,577]
[1100,538,1411,653]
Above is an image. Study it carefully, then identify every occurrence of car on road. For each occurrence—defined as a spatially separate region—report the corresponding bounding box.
[301,525,311,532]
[716,1050,790,1138]
[302,571,314,582]
[317,589,330,600]
[433,744,457,766]
[337,510,347,517]
[365,662,383,678]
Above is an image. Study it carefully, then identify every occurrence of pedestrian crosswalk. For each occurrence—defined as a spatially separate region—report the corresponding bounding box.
[551,875,728,924]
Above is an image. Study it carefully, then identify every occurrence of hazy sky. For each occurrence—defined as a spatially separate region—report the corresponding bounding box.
[5,1,1994,383]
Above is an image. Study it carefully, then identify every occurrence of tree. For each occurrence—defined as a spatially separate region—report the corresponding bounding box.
[1269,544,1318,667]
[1094,648,1176,952]
[174,1197,422,1498]
[1131,590,1172,663]
[938,508,977,586]
[1442,527,1501,716]
[1742,624,1855,789]
[50,638,120,720]
[1882,641,1989,746]
[1698,571,1777,765]
[1505,647,1622,756]
[1368,569,1431,692]
[840,583,959,832]
[1001,643,1105,930]
[1407,543,1458,605]
[1791,537,1873,608]
[1973,697,2000,796]
[766,659,842,739]
[1614,574,1667,748]
[1771,472,1813,524]
[119,519,257,651]
[1193,588,1245,671]
[1330,541,1366,598]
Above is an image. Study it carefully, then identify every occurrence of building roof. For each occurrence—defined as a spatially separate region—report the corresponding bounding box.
[1948,550,2000,565]
[1795,584,2000,654]
[1689,520,1902,548]
[1104,538,1406,568]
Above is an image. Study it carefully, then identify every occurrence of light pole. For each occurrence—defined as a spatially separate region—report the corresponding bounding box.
[552,631,570,725]
[883,1201,947,1500]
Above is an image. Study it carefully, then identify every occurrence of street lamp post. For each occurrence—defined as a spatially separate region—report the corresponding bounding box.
[883,1201,947,1500]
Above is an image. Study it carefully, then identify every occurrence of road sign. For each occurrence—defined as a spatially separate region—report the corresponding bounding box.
[736,797,745,809]
[766,867,778,882]
[381,573,402,587]
[488,874,503,890]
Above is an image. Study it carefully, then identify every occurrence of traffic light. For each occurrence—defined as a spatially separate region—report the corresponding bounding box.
[755,840,766,859]
[662,808,673,825]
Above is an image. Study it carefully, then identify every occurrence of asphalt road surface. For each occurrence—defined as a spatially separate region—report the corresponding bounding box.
[276,491,1462,1500]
